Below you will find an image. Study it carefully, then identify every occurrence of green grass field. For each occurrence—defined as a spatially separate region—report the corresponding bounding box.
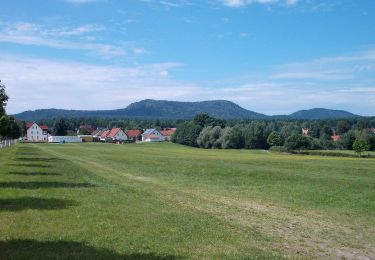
[0,143,374,259]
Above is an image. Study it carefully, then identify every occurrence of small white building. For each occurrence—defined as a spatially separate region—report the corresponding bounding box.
[142,129,165,142]
[26,122,49,142]
[48,136,82,143]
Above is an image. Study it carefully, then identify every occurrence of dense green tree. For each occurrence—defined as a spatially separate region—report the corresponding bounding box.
[0,80,9,117]
[340,130,357,150]
[352,139,370,157]
[197,126,223,149]
[267,131,282,147]
[52,118,68,136]
[173,122,201,147]
[219,125,244,149]
[280,124,299,140]
[284,134,311,151]
[320,125,334,140]
[193,113,225,128]
[196,126,213,148]
[336,120,351,134]
[0,115,10,138]
[356,119,368,131]
[243,121,269,149]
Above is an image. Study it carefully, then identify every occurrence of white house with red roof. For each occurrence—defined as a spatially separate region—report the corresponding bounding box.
[142,129,164,142]
[26,122,49,142]
[100,129,110,142]
[107,128,128,142]
[126,129,142,142]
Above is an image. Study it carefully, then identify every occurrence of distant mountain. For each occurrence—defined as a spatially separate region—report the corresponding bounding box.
[289,108,358,120]
[13,100,360,122]
[13,99,268,121]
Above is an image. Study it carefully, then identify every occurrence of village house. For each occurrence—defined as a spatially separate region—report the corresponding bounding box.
[372,128,375,134]
[302,128,310,136]
[160,128,177,141]
[126,129,142,142]
[142,129,164,142]
[331,135,342,142]
[26,122,49,142]
[100,130,110,142]
[92,128,108,141]
[77,125,95,135]
[106,128,128,142]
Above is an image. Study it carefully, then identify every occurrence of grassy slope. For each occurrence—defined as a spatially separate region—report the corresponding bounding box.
[0,143,374,259]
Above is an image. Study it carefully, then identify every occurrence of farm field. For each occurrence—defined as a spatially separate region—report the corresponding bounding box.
[0,143,374,259]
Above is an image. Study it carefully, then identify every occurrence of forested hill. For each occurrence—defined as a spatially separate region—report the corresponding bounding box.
[13,99,360,121]
[290,108,357,120]
[13,99,268,121]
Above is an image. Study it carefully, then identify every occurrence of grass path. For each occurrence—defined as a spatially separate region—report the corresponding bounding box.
[1,143,374,259]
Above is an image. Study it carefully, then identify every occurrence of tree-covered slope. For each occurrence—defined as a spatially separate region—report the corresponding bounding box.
[13,100,360,121]
[13,99,268,121]
[289,108,357,119]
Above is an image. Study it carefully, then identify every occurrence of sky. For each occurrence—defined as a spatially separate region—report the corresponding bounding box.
[0,0,374,116]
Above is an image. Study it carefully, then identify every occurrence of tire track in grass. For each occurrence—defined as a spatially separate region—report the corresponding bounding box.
[37,144,375,259]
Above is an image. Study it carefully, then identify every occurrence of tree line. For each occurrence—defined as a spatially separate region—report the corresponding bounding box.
[0,81,22,140]
[172,113,375,153]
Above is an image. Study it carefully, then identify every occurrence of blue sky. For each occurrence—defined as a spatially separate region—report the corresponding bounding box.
[0,0,374,115]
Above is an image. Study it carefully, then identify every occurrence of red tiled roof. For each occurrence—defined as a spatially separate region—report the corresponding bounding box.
[79,125,95,134]
[107,128,122,138]
[160,128,176,136]
[331,135,341,142]
[100,130,110,138]
[26,122,48,130]
[126,129,142,137]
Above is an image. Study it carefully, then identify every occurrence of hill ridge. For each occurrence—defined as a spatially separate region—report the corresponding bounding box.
[13,99,359,121]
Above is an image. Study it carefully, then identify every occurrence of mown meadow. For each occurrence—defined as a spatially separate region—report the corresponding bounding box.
[0,143,374,259]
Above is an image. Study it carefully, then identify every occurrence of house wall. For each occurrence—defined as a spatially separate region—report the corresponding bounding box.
[114,130,128,141]
[48,136,82,143]
[142,130,165,142]
[27,123,48,142]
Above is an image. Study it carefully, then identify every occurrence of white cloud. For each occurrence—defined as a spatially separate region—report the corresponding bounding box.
[0,54,195,113]
[270,49,375,81]
[0,22,143,58]
[2,48,375,116]
[221,0,298,8]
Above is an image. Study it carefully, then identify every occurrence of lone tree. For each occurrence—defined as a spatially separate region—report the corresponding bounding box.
[267,131,282,147]
[352,139,370,157]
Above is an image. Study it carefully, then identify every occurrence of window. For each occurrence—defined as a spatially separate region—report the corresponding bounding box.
[31,131,33,134]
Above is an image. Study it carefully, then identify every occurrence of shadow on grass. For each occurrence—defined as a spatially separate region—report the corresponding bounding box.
[7,171,61,176]
[7,163,52,168]
[15,152,39,156]
[0,182,96,189]
[14,157,64,162]
[0,198,77,211]
[0,240,181,259]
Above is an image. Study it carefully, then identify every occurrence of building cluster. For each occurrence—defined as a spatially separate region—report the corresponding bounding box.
[302,127,342,142]
[24,122,176,144]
